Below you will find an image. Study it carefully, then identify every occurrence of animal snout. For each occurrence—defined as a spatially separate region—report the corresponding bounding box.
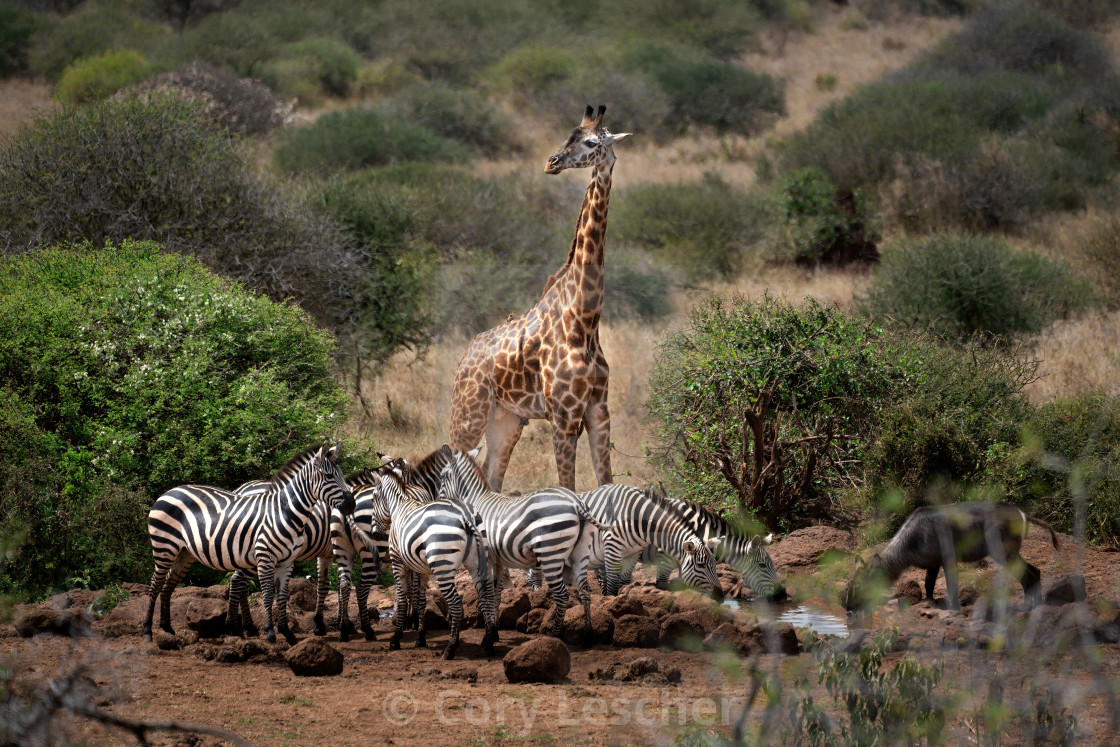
[335,491,356,516]
[767,585,788,603]
[544,155,562,173]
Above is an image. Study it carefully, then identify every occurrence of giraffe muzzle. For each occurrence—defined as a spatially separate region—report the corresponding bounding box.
[545,155,563,174]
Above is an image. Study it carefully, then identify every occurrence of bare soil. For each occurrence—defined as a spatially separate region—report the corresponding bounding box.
[6,526,1120,746]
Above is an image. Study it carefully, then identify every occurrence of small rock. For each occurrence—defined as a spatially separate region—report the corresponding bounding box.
[215,646,242,663]
[498,591,532,629]
[618,656,659,681]
[602,595,648,619]
[186,597,228,639]
[660,612,713,652]
[613,614,660,648]
[1045,575,1087,606]
[895,580,923,606]
[516,608,546,634]
[503,637,570,683]
[703,622,757,656]
[285,637,344,676]
[286,577,317,613]
[154,631,181,651]
[14,608,93,638]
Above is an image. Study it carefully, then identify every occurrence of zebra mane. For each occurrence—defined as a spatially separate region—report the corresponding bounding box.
[267,444,323,487]
[345,466,386,489]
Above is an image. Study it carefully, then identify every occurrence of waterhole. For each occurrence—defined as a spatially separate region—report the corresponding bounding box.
[723,598,850,638]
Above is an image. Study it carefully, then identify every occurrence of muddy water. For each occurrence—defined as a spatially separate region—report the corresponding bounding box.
[724,598,850,638]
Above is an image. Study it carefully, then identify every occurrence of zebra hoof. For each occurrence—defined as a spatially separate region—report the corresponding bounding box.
[266,632,277,644]
[363,628,377,642]
[415,636,428,649]
[442,644,457,660]
[244,625,260,638]
[389,636,401,651]
[313,618,326,637]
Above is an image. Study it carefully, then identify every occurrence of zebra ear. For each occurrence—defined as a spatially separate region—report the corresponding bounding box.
[326,441,341,461]
[762,533,774,545]
[705,536,724,552]
[683,540,697,555]
[468,446,482,460]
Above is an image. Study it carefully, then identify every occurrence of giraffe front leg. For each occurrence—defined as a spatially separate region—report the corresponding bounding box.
[549,417,581,492]
[583,390,613,487]
[482,405,525,493]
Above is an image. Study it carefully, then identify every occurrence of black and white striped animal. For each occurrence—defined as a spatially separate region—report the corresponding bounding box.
[144,443,355,644]
[619,490,785,602]
[843,501,1059,611]
[361,464,498,660]
[399,445,608,645]
[527,483,723,598]
[226,471,388,642]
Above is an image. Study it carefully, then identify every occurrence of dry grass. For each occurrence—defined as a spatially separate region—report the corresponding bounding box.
[1027,310,1120,403]
[0,79,56,141]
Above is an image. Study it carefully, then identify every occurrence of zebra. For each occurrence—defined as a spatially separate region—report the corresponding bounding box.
[399,445,608,645]
[359,463,498,660]
[225,470,389,642]
[619,489,785,602]
[527,483,723,598]
[144,442,355,644]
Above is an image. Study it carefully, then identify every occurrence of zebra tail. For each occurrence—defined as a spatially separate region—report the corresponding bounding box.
[573,498,611,532]
[468,519,492,592]
[350,522,383,569]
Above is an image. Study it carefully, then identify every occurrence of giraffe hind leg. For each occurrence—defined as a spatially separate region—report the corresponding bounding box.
[482,405,525,493]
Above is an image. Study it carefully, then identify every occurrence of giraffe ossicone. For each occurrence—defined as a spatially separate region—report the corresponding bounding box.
[448,103,629,492]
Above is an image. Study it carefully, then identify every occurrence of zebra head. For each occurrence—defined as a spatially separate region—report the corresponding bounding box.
[679,538,723,601]
[738,534,785,602]
[310,442,355,516]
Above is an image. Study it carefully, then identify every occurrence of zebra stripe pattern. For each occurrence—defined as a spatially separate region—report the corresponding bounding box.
[143,442,355,644]
[225,471,389,642]
[404,445,607,644]
[360,464,498,660]
[627,490,785,601]
[533,483,722,597]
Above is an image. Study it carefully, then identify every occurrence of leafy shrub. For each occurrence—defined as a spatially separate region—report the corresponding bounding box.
[861,233,1093,339]
[603,253,674,322]
[1079,216,1120,305]
[779,166,880,264]
[1035,0,1118,27]
[0,241,369,597]
[177,10,283,79]
[646,294,896,528]
[261,37,360,103]
[596,0,762,60]
[864,332,1036,501]
[28,0,171,81]
[0,1,38,77]
[0,93,420,366]
[54,49,152,105]
[624,42,784,135]
[130,62,289,136]
[374,83,513,156]
[612,174,776,280]
[487,43,575,92]
[273,106,468,174]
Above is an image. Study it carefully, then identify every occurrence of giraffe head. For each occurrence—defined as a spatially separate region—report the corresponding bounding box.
[544,104,630,174]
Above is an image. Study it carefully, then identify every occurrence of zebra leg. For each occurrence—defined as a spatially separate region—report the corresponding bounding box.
[312,556,329,637]
[412,574,428,649]
[226,570,249,636]
[157,555,193,638]
[655,551,676,589]
[575,562,595,648]
[468,546,499,655]
[143,554,176,641]
[602,541,627,597]
[435,570,462,660]
[356,546,379,640]
[539,561,571,639]
[274,564,298,645]
[336,553,355,642]
[526,567,543,590]
[389,560,409,652]
[257,558,280,644]
[238,577,258,637]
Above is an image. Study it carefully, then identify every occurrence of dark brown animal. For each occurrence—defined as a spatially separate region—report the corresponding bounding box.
[843,501,1058,611]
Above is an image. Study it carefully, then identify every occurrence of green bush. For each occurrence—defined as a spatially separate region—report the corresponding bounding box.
[624,42,784,135]
[646,294,896,527]
[597,0,762,60]
[861,233,1093,339]
[0,241,370,598]
[0,93,422,366]
[261,37,360,103]
[54,49,153,105]
[0,1,38,77]
[612,174,776,280]
[487,43,575,92]
[374,83,513,156]
[782,5,1118,229]
[273,106,468,174]
[28,0,170,81]
[779,166,880,263]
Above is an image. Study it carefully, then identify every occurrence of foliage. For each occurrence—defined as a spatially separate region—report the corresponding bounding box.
[623,42,785,136]
[782,4,1119,230]
[779,167,880,264]
[260,36,361,104]
[863,333,1037,503]
[0,241,371,598]
[646,294,896,529]
[0,1,38,77]
[0,93,419,365]
[373,82,513,156]
[1077,216,1120,306]
[594,0,763,60]
[612,174,776,281]
[54,49,153,104]
[272,106,468,174]
[860,233,1093,340]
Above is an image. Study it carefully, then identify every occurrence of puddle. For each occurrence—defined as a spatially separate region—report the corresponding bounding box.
[723,598,850,638]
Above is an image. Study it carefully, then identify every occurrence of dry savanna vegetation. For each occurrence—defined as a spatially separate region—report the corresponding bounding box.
[4,0,1120,745]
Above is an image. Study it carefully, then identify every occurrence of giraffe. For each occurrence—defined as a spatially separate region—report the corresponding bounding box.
[448,104,629,492]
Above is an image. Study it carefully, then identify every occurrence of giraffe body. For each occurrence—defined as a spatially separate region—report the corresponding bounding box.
[449,105,628,492]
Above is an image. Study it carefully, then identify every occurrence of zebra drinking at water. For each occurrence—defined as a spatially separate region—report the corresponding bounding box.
[226,470,389,642]
[526,483,723,598]
[619,489,785,602]
[361,463,498,660]
[396,445,608,645]
[144,443,355,644]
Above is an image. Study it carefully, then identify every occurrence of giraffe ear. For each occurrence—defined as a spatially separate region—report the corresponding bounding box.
[607,132,631,144]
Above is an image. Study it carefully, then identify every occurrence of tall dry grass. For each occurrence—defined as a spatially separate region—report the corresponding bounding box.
[0,79,55,140]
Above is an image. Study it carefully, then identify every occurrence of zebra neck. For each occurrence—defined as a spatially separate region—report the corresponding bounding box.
[274,472,317,533]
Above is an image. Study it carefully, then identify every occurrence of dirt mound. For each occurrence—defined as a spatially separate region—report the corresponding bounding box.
[769,526,854,573]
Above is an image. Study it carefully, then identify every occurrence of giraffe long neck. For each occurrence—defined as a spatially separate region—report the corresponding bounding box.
[560,156,614,323]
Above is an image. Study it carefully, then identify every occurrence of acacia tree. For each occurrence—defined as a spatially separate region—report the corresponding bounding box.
[646,294,894,530]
